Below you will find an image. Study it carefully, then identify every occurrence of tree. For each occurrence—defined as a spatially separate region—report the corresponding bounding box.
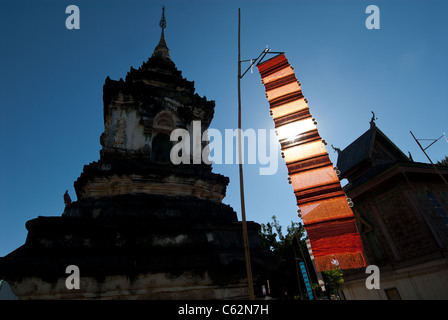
[322,268,344,299]
[437,155,448,166]
[259,215,313,299]
[259,215,346,300]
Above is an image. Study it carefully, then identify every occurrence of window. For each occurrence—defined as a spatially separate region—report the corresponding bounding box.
[151,133,172,163]
[384,288,401,300]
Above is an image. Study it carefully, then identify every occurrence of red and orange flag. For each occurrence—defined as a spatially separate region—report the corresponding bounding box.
[257,53,366,271]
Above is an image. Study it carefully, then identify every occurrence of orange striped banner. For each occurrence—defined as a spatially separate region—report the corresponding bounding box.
[257,53,366,271]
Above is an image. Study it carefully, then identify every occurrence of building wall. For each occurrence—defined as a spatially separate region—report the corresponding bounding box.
[352,177,447,266]
[343,169,448,299]
[8,272,251,300]
[342,257,448,300]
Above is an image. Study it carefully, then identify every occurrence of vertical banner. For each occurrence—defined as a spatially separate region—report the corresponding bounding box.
[299,261,313,300]
[306,239,326,292]
[257,53,366,271]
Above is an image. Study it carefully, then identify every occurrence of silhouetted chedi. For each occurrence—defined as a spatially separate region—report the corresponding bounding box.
[0,10,273,300]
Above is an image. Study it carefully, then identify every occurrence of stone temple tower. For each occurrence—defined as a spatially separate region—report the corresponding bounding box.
[0,9,271,299]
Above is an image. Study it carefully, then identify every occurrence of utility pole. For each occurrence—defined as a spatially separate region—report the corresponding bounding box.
[237,8,255,300]
[234,9,279,300]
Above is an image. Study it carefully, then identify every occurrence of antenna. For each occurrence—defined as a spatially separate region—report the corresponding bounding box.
[410,131,448,186]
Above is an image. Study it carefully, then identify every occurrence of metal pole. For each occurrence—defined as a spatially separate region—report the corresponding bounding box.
[422,134,445,151]
[238,8,255,300]
[410,131,448,186]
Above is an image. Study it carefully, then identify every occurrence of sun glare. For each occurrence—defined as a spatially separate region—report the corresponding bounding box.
[276,118,316,141]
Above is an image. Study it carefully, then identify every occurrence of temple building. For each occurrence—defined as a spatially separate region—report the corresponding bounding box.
[0,10,271,299]
[337,116,448,299]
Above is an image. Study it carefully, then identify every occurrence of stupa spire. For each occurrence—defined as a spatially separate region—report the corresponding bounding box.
[152,6,170,59]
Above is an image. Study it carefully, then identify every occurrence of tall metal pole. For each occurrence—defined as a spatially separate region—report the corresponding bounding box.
[238,8,255,300]
[410,131,448,187]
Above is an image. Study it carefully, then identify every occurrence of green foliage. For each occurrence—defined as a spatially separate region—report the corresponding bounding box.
[322,268,345,299]
[259,215,346,300]
[323,268,344,290]
[437,155,448,166]
[260,215,305,252]
[259,215,310,299]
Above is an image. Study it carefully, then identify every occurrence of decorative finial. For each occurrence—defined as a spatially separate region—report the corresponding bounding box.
[331,144,342,155]
[152,5,170,59]
[370,111,377,128]
[159,6,166,30]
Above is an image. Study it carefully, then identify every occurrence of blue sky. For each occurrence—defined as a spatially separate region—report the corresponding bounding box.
[1,0,447,257]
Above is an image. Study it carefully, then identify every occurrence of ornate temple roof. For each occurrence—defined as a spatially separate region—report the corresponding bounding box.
[336,121,410,181]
